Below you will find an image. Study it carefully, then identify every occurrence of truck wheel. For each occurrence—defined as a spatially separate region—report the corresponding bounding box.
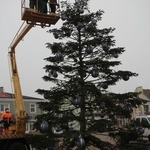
[9,142,27,150]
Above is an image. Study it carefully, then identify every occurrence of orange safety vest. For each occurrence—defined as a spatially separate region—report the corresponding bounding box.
[1,112,13,123]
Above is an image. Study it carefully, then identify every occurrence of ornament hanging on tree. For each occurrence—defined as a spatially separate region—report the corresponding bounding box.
[61,14,67,21]
[44,93,50,99]
[86,44,93,54]
[113,53,118,58]
[78,8,84,14]
[75,136,85,148]
[77,22,84,30]
[101,82,108,89]
[91,19,97,26]
[56,51,63,61]
[102,43,109,51]
[123,75,129,81]
[137,126,145,135]
[52,71,58,78]
[124,103,133,114]
[72,96,81,105]
[40,121,49,133]
[53,32,59,39]
[91,67,99,78]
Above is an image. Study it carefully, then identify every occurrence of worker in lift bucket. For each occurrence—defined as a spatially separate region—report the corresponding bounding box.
[29,0,38,9]
[49,0,59,13]
[1,108,13,134]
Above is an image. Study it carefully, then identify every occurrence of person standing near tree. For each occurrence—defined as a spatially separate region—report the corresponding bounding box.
[49,0,59,13]
[1,108,13,134]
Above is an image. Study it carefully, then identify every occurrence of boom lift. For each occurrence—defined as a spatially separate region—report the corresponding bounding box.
[0,0,60,149]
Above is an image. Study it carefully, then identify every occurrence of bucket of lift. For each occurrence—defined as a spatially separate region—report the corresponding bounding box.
[21,0,60,27]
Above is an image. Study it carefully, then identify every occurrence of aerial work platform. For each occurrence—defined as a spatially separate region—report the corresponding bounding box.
[22,8,60,26]
[21,0,60,27]
[6,0,60,143]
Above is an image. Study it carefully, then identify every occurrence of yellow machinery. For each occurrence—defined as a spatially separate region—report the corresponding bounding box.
[8,23,35,135]
[0,0,60,149]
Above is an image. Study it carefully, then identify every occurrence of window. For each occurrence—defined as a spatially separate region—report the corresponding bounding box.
[30,103,36,113]
[0,103,10,113]
[144,105,149,113]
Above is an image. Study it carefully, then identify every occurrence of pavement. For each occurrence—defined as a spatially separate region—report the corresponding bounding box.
[92,132,116,145]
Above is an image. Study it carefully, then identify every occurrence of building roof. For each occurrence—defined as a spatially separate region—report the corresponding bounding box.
[0,92,12,98]
[0,92,43,100]
[0,87,43,100]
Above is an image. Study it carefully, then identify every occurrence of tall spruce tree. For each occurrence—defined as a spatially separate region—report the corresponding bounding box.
[33,0,142,149]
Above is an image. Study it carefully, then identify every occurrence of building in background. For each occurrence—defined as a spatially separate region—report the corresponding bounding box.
[133,86,150,117]
[0,87,43,133]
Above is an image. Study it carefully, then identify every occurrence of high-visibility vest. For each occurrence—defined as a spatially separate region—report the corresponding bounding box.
[1,112,13,123]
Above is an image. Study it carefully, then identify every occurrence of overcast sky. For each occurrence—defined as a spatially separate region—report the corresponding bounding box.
[0,0,150,98]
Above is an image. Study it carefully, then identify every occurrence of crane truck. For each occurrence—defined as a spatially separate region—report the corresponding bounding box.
[0,0,60,149]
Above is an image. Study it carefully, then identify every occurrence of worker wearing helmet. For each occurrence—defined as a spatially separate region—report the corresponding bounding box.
[1,108,13,134]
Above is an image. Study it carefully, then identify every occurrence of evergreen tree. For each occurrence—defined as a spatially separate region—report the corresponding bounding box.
[33,0,142,149]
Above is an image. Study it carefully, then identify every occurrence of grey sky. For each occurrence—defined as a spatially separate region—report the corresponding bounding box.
[0,0,150,98]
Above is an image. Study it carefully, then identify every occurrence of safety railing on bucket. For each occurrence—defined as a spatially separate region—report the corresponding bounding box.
[21,0,60,15]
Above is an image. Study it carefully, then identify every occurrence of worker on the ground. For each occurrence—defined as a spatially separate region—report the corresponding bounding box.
[1,108,13,134]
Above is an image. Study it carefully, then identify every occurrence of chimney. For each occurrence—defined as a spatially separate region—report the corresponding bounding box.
[0,87,4,92]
